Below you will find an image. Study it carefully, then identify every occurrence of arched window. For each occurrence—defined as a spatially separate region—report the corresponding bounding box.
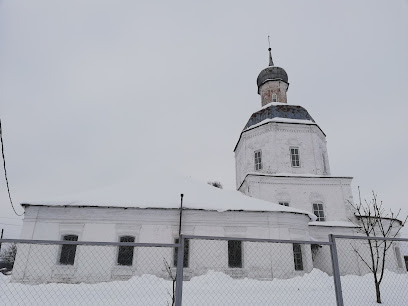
[117,236,135,266]
[272,93,278,102]
[59,235,78,265]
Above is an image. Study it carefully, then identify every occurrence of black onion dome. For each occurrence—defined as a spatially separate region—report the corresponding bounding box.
[244,104,315,130]
[257,66,289,91]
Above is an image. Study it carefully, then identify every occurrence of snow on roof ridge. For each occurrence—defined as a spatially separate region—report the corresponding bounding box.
[244,118,315,131]
[260,102,289,109]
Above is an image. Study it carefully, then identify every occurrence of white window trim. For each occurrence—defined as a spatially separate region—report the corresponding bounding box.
[272,93,278,102]
[290,147,301,168]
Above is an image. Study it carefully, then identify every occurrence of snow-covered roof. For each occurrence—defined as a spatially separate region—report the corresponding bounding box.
[22,174,316,220]
[243,104,316,131]
[244,118,316,131]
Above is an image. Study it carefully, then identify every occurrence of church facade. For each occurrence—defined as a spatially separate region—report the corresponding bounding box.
[12,50,406,284]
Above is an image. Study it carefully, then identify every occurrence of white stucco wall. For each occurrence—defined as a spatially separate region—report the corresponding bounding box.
[239,175,354,222]
[13,205,313,283]
[235,121,330,189]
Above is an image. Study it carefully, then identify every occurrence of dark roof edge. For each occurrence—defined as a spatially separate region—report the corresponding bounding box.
[233,120,326,152]
[237,173,353,191]
[21,203,311,217]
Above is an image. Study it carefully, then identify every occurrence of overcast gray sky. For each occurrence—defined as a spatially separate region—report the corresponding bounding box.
[1,0,408,238]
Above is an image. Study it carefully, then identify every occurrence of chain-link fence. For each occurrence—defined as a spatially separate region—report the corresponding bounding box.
[0,239,179,306]
[179,235,336,306]
[1,236,408,306]
[333,235,408,306]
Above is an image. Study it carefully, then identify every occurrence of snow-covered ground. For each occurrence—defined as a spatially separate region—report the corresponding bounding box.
[1,269,407,305]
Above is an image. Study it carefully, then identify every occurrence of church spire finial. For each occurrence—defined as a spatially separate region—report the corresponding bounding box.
[268,36,274,66]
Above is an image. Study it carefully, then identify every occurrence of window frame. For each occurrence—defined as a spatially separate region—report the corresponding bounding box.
[173,238,190,268]
[59,234,78,266]
[290,147,301,168]
[254,150,262,171]
[293,243,304,271]
[117,235,136,266]
[312,203,326,221]
[228,240,243,268]
[272,93,278,102]
[278,202,289,207]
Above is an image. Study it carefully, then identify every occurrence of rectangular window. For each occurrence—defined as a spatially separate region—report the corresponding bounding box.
[254,150,262,171]
[173,238,189,268]
[228,240,242,268]
[59,235,78,265]
[293,244,304,271]
[117,236,135,266]
[279,202,289,207]
[313,203,325,221]
[404,256,408,271]
[290,147,300,167]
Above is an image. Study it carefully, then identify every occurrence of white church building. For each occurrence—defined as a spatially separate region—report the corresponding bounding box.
[12,49,406,284]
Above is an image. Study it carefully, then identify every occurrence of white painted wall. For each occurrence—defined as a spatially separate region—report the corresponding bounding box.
[239,175,354,222]
[13,205,313,283]
[235,121,330,189]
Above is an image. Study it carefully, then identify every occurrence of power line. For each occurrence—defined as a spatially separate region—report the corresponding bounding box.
[0,118,23,216]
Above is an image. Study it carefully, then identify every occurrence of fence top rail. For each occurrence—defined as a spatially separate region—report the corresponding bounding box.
[332,235,408,242]
[0,238,179,248]
[181,234,332,245]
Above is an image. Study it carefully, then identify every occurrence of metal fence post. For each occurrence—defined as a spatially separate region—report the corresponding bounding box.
[175,234,184,306]
[329,234,344,306]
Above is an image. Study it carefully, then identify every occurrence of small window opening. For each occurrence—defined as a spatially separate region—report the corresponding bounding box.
[293,244,304,271]
[272,94,278,102]
[279,202,289,207]
[254,150,262,171]
[117,236,135,266]
[228,240,242,268]
[59,235,78,265]
[173,238,189,268]
[404,256,408,271]
[290,147,300,167]
[313,203,325,221]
